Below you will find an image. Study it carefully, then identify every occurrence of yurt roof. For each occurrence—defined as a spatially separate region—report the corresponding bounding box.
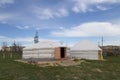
[71,40,101,50]
[24,41,66,50]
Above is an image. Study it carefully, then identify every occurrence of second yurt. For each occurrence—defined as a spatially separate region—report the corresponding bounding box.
[70,40,103,60]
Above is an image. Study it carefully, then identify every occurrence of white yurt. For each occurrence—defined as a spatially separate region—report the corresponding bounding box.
[23,41,60,59]
[70,40,103,60]
[22,41,67,59]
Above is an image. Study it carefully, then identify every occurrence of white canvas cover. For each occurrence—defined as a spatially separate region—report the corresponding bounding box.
[24,41,62,50]
[70,40,102,60]
[71,40,101,50]
[23,41,65,59]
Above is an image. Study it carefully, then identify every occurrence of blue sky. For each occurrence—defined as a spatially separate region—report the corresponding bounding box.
[0,0,120,47]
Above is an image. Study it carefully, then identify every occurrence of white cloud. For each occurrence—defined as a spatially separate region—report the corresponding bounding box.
[72,0,120,13]
[57,8,69,17]
[11,37,33,42]
[35,26,51,30]
[72,2,88,13]
[0,36,33,46]
[0,36,33,43]
[0,0,14,6]
[0,35,7,39]
[51,22,120,37]
[110,19,120,25]
[33,7,69,20]
[96,5,108,11]
[34,8,53,19]
[0,14,13,22]
[0,35,60,46]
[16,26,30,29]
[104,40,120,46]
[10,37,59,43]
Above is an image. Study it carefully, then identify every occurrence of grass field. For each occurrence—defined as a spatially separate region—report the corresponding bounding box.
[0,53,120,80]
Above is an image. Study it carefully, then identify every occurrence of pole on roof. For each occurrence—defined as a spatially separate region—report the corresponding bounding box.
[98,41,100,47]
[102,36,103,47]
[101,36,104,54]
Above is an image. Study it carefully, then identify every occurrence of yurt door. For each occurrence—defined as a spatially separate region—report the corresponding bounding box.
[98,50,102,60]
[60,47,65,58]
[54,47,66,59]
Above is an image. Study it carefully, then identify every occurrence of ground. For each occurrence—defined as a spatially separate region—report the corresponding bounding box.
[0,53,120,80]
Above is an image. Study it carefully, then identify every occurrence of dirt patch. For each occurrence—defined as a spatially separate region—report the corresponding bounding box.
[15,59,85,66]
[74,76,79,80]
[92,68,102,72]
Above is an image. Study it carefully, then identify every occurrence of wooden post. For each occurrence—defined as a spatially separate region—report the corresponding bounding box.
[98,50,103,60]
[10,51,13,58]
[3,52,5,59]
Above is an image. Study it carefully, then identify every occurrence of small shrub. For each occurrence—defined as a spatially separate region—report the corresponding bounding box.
[73,58,79,62]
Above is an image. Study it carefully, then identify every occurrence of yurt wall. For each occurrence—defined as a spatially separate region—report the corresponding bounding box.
[23,48,54,59]
[70,50,99,60]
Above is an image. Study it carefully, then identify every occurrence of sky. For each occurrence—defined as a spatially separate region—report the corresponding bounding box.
[0,0,120,48]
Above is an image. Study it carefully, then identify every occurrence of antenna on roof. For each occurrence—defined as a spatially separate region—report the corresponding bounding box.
[101,36,104,53]
[34,31,39,44]
[98,41,100,47]
[101,36,103,47]
[66,42,67,47]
